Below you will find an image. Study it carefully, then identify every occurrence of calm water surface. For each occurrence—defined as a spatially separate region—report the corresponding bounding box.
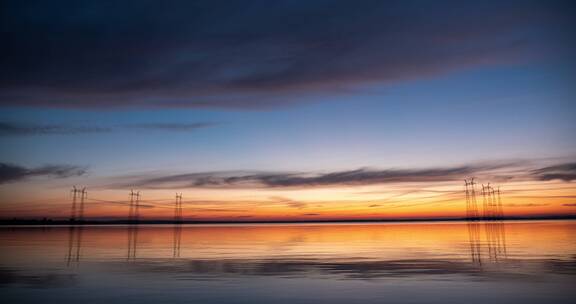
[1,221,575,303]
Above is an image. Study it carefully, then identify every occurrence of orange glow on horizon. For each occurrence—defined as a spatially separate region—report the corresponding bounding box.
[1,179,574,221]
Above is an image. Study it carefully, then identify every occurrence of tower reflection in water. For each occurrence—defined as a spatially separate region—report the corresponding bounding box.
[19,221,573,304]
[66,226,83,267]
[65,221,508,269]
[173,224,182,258]
[467,220,508,266]
[467,221,483,265]
[485,220,507,262]
[127,224,139,261]
[66,223,183,264]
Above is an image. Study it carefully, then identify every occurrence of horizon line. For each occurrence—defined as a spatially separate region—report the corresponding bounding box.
[2,215,575,226]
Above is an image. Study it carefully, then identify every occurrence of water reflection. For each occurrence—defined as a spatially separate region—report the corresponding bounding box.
[2,221,575,303]
[466,221,508,266]
[485,221,507,262]
[127,224,139,261]
[467,221,482,266]
[114,221,524,280]
[66,226,83,267]
[0,266,77,288]
[51,221,574,280]
[173,224,182,258]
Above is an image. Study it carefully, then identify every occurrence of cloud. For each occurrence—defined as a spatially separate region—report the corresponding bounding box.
[0,163,87,184]
[0,121,214,136]
[254,167,477,187]
[532,163,576,181]
[0,0,572,109]
[0,122,110,136]
[269,196,307,209]
[124,122,215,132]
[563,203,576,207]
[115,160,533,189]
[505,203,550,207]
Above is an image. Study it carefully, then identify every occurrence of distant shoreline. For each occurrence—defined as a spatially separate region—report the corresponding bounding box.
[1,215,574,226]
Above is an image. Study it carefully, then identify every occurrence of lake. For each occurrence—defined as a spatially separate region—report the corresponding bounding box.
[1,221,575,303]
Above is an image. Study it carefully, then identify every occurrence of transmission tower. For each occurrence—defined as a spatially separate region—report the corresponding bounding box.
[490,186,497,220]
[135,191,141,220]
[481,184,488,220]
[465,180,471,219]
[175,193,183,223]
[481,183,501,220]
[129,190,141,222]
[128,190,134,221]
[496,186,505,220]
[78,188,87,222]
[464,178,479,220]
[70,186,87,222]
[70,186,78,222]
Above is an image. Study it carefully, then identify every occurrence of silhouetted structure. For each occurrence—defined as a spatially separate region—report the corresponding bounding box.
[480,184,505,220]
[128,190,141,223]
[175,193,183,223]
[464,178,480,220]
[70,186,87,223]
[481,184,490,219]
[496,187,505,220]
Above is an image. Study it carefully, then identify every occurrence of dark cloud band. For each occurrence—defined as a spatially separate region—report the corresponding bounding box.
[532,163,576,182]
[116,160,574,189]
[0,163,87,184]
[0,122,110,136]
[1,0,573,109]
[0,122,214,136]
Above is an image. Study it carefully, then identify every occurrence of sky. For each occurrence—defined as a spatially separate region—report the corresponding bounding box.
[0,0,575,221]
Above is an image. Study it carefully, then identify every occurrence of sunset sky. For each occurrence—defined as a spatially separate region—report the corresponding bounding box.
[0,0,575,221]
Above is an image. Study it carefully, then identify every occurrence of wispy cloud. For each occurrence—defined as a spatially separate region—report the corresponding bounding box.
[113,160,559,190]
[269,196,307,209]
[0,122,110,136]
[532,163,576,182]
[0,163,87,184]
[0,121,215,136]
[505,203,550,207]
[123,122,216,132]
